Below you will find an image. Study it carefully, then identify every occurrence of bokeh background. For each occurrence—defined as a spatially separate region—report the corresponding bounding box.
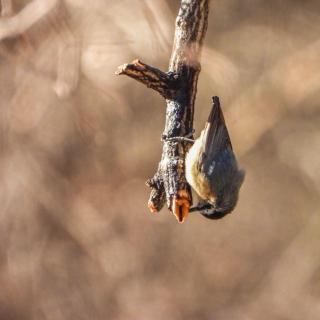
[0,0,320,319]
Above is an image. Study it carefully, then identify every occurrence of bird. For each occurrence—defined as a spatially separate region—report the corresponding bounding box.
[185,96,245,220]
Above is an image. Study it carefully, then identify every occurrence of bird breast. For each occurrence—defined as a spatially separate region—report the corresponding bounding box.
[185,137,216,203]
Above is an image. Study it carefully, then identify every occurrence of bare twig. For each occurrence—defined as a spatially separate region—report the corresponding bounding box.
[116,59,179,99]
[117,0,209,223]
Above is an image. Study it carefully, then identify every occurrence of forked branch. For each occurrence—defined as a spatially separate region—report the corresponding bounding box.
[117,0,209,223]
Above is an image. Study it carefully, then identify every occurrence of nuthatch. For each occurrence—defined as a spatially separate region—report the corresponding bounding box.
[186,96,245,219]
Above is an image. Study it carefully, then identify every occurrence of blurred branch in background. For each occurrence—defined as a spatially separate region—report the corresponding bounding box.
[0,0,59,39]
[52,10,80,99]
[0,0,80,98]
[0,0,13,17]
[227,38,320,156]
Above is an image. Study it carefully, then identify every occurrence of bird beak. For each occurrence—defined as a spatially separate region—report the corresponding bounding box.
[172,190,190,223]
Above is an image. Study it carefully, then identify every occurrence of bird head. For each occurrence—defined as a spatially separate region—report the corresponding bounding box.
[201,168,245,219]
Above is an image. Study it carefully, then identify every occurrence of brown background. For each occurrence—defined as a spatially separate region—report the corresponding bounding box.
[0,0,320,319]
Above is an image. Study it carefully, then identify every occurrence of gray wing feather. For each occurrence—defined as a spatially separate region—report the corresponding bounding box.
[203,96,232,155]
[198,96,233,176]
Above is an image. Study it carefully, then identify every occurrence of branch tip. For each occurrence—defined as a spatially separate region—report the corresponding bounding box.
[115,59,178,99]
[170,190,191,223]
[115,64,127,75]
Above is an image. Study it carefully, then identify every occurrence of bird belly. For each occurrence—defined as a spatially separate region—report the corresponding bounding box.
[185,140,216,203]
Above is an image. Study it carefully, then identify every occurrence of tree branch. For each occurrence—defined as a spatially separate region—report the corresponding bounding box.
[146,173,166,213]
[116,0,209,223]
[116,59,179,99]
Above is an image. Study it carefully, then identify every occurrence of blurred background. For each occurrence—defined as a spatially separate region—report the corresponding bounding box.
[0,0,319,319]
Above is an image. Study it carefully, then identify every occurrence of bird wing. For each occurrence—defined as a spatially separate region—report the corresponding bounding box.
[203,96,232,154]
[198,96,233,175]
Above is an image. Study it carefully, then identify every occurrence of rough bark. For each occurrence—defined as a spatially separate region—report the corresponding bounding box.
[117,0,209,223]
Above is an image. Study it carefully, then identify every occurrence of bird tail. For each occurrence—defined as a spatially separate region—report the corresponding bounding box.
[201,96,233,154]
[207,96,226,125]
